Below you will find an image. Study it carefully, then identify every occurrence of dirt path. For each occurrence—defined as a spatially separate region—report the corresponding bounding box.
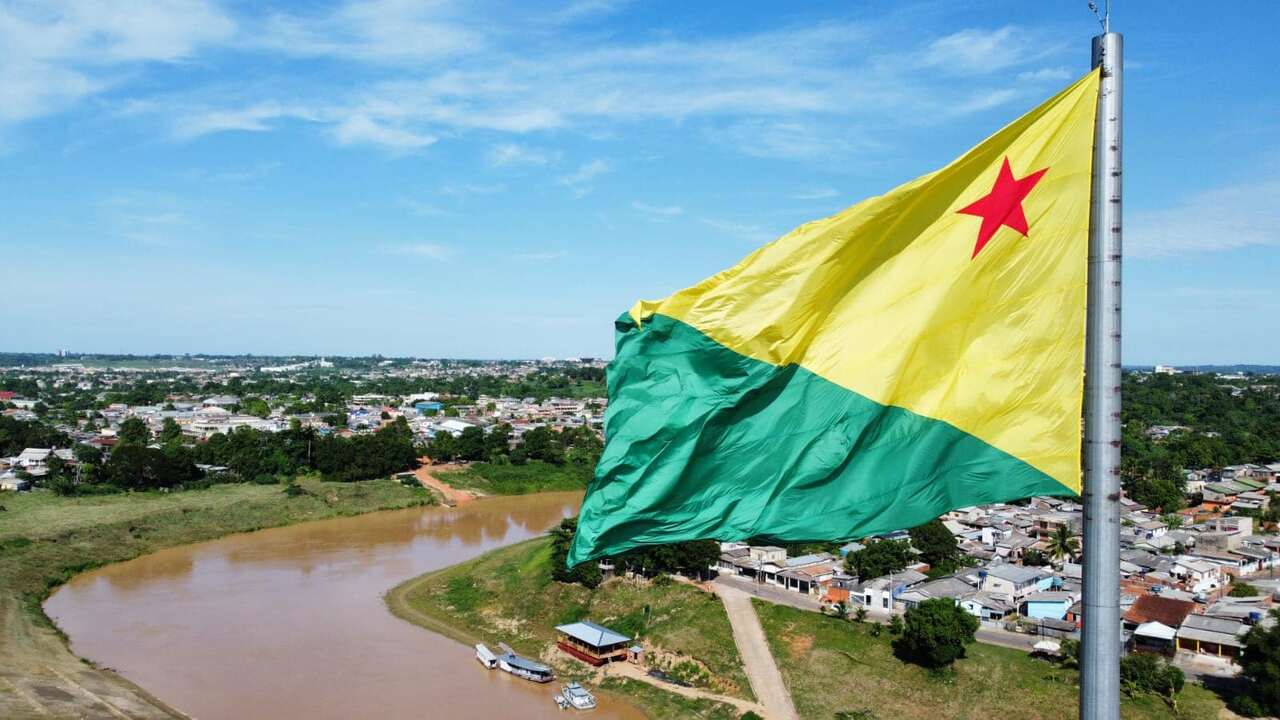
[413,459,480,506]
[714,583,800,720]
[601,661,767,717]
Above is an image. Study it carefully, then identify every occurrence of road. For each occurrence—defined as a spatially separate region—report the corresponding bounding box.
[714,582,800,720]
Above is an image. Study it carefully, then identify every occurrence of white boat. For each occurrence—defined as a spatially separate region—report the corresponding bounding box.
[559,682,597,710]
[554,693,570,709]
[496,649,555,683]
[475,643,498,669]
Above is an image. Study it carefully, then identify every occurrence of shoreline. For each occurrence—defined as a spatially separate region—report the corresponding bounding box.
[1,477,438,719]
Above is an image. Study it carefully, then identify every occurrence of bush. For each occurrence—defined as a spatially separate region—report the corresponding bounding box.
[1230,582,1260,597]
[1119,654,1185,708]
[1229,694,1265,717]
[895,598,979,668]
[888,614,903,635]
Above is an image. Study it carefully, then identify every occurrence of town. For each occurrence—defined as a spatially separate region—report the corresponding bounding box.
[3,354,1280,718]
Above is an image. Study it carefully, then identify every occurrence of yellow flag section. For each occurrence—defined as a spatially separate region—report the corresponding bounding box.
[631,69,1099,494]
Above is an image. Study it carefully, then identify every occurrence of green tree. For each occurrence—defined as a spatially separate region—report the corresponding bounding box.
[241,397,270,418]
[895,598,978,668]
[520,426,565,465]
[1022,548,1050,566]
[1238,610,1280,716]
[909,519,958,567]
[1230,582,1260,598]
[1046,525,1080,563]
[159,417,183,444]
[845,539,913,581]
[1119,654,1185,710]
[456,426,487,461]
[549,517,603,589]
[116,417,151,446]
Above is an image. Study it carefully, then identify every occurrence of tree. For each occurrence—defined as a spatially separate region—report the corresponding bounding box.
[888,614,904,636]
[241,397,270,418]
[1161,513,1184,530]
[520,426,565,464]
[895,598,978,668]
[1119,654,1185,710]
[909,519,958,567]
[117,417,151,446]
[845,539,913,581]
[1046,525,1079,563]
[549,517,603,589]
[456,426,487,461]
[159,417,183,444]
[1238,610,1280,716]
[830,602,849,620]
[1230,582,1260,598]
[617,540,720,578]
[428,431,458,462]
[1022,548,1050,567]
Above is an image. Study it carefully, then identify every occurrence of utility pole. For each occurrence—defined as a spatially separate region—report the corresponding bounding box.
[1081,27,1123,720]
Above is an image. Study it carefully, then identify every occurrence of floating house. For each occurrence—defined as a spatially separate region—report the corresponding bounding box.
[554,621,631,666]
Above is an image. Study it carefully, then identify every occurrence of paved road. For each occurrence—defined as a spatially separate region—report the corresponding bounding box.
[714,582,800,720]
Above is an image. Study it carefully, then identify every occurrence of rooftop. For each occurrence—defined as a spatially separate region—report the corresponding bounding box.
[556,621,630,648]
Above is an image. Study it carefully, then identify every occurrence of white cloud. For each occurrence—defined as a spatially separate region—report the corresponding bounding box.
[397,196,447,216]
[791,187,839,200]
[1128,174,1280,258]
[917,27,1059,76]
[488,143,558,167]
[632,201,683,218]
[514,250,566,261]
[387,243,452,259]
[0,0,235,125]
[173,102,291,139]
[559,159,612,192]
[699,217,774,244]
[333,114,436,150]
[253,0,480,64]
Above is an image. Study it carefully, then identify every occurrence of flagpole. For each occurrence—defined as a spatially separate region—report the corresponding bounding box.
[1081,29,1123,720]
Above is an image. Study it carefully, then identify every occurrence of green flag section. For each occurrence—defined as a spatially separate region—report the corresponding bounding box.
[567,70,1099,567]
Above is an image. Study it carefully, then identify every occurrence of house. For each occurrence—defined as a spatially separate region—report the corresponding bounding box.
[1021,591,1076,621]
[1122,594,1195,634]
[1176,614,1249,659]
[960,591,1015,622]
[555,621,631,666]
[1132,621,1178,655]
[856,569,927,611]
[979,564,1052,601]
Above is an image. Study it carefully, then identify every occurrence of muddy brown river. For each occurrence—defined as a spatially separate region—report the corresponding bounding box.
[44,493,647,720]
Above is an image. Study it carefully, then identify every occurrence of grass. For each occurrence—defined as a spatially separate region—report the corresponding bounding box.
[0,477,436,719]
[435,460,592,495]
[752,600,1227,720]
[387,535,755,706]
[596,677,741,720]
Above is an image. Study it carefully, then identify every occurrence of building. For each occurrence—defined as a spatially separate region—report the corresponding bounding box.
[1176,614,1249,659]
[979,565,1052,601]
[555,621,631,666]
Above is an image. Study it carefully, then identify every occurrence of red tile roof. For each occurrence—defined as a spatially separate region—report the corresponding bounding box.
[1123,594,1196,628]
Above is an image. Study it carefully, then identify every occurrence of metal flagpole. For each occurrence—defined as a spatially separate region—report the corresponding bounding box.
[1081,24,1123,720]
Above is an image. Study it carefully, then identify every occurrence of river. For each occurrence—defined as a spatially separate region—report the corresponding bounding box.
[44,492,646,720]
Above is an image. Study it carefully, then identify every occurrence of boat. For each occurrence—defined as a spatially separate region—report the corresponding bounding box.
[475,643,498,669]
[495,645,555,683]
[554,693,570,709]
[559,682,597,710]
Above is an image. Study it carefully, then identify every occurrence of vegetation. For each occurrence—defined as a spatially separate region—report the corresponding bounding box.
[895,597,979,669]
[1045,525,1079,563]
[387,535,755,707]
[1118,654,1186,711]
[437,460,594,495]
[1232,609,1280,717]
[549,516,721,588]
[1229,581,1260,597]
[0,478,435,719]
[845,538,913,581]
[754,599,1225,720]
[1121,371,1280,509]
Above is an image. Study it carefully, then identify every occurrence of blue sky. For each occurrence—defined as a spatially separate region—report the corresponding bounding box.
[1,1,1277,362]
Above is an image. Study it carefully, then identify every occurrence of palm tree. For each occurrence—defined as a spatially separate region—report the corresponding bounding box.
[1047,525,1080,563]
[831,601,849,620]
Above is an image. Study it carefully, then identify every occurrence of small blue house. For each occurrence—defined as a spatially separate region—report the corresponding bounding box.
[1021,591,1076,621]
[415,401,444,414]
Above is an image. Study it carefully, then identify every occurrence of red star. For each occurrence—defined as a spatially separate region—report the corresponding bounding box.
[957,157,1049,259]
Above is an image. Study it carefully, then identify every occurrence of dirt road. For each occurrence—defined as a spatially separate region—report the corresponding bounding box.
[412,460,480,505]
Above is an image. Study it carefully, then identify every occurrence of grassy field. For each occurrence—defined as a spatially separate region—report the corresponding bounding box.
[435,460,592,495]
[753,599,1227,720]
[0,478,436,719]
[386,535,755,707]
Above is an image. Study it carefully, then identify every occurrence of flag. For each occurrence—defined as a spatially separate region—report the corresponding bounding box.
[568,70,1100,567]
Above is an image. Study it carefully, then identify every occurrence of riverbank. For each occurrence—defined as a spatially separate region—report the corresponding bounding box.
[433,460,591,495]
[386,532,1233,720]
[386,536,755,719]
[0,478,436,719]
